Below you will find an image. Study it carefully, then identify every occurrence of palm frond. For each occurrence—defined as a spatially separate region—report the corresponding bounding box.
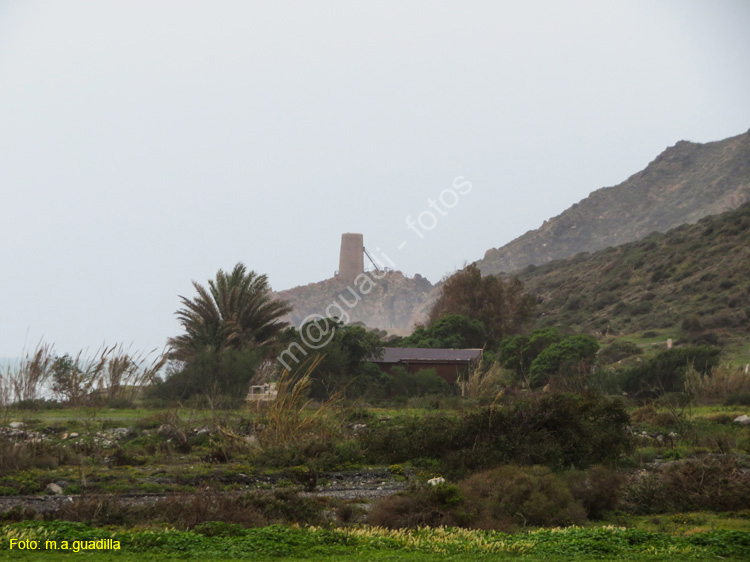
[168,263,292,361]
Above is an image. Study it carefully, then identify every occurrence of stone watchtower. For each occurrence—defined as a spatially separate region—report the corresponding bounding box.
[338,233,364,281]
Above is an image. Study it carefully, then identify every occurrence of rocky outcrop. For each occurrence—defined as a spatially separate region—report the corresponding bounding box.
[275,270,440,335]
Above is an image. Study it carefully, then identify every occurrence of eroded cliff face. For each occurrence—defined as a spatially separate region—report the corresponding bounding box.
[274,270,440,335]
[477,129,750,275]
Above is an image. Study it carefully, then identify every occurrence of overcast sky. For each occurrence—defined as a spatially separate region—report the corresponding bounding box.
[1,0,749,357]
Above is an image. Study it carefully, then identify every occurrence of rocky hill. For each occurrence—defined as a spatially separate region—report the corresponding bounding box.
[514,203,750,339]
[478,129,750,275]
[275,271,439,335]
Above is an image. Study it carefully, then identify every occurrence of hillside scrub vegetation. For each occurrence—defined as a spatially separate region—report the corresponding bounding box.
[515,203,750,341]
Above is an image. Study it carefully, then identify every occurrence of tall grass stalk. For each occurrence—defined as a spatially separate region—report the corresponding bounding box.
[461,356,508,399]
[686,363,750,405]
[99,344,167,403]
[256,355,342,448]
[1,342,55,406]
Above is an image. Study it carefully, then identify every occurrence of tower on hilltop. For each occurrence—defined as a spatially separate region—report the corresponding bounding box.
[338,233,364,281]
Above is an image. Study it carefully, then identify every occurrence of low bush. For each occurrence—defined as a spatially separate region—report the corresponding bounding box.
[619,346,720,399]
[358,412,457,466]
[370,465,595,531]
[368,483,465,529]
[384,367,453,398]
[705,412,735,425]
[461,465,586,529]
[725,393,750,406]
[47,490,325,529]
[360,393,633,477]
[254,438,365,471]
[690,332,721,346]
[620,455,750,514]
[564,465,625,519]
[55,496,141,527]
[9,398,63,410]
[149,347,262,404]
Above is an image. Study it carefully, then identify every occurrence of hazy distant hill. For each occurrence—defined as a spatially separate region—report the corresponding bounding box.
[514,203,750,338]
[275,271,439,335]
[478,129,750,275]
[276,129,750,339]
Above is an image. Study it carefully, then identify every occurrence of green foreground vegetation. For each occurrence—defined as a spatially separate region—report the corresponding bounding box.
[2,520,750,561]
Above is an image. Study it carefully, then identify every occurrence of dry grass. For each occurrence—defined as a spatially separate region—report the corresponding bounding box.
[685,363,750,405]
[461,356,509,399]
[98,344,167,403]
[1,342,165,408]
[35,490,324,529]
[55,345,166,406]
[255,356,343,449]
[1,343,55,405]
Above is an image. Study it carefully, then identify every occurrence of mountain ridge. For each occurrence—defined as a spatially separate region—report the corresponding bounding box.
[477,128,750,275]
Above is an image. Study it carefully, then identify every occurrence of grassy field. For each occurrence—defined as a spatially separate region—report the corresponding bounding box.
[2,521,750,562]
[2,400,750,561]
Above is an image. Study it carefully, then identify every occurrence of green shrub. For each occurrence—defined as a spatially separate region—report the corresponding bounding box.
[529,335,599,388]
[193,521,247,537]
[690,332,721,346]
[619,346,720,399]
[564,296,585,311]
[592,293,618,311]
[399,314,487,349]
[10,398,63,410]
[358,412,457,465]
[461,465,586,528]
[368,484,464,529]
[360,393,633,476]
[565,465,625,519]
[725,394,750,406]
[629,301,654,315]
[150,347,262,404]
[382,366,453,398]
[497,328,562,383]
[255,436,364,471]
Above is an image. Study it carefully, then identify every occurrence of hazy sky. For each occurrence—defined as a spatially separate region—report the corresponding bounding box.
[1,0,749,357]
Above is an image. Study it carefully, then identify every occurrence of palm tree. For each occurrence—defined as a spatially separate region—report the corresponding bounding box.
[168,263,292,361]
